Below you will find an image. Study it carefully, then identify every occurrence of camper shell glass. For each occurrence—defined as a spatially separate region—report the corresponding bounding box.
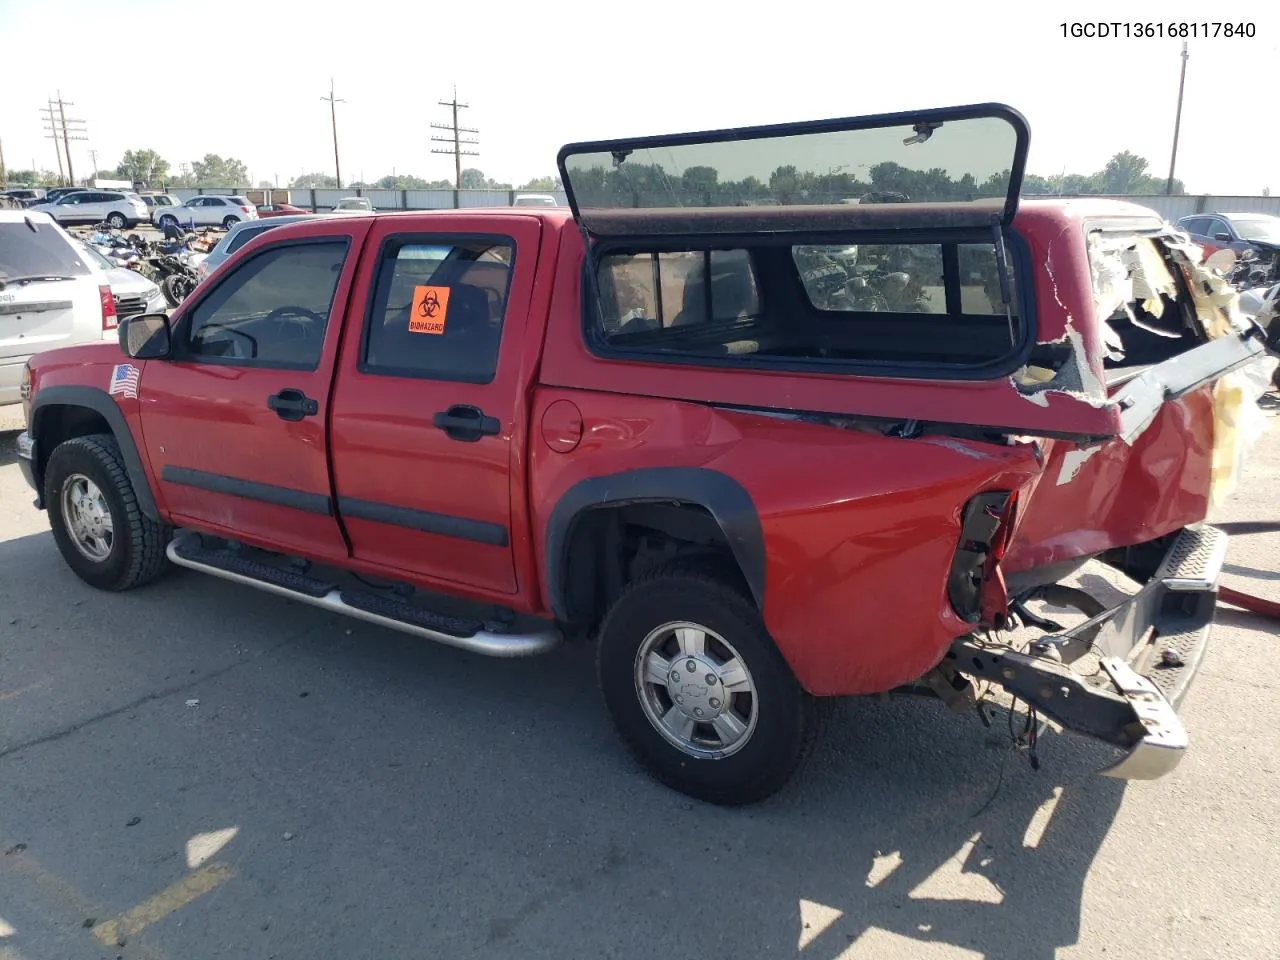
[557,103,1029,238]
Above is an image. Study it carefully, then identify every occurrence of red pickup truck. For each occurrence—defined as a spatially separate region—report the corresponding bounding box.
[15,104,1275,805]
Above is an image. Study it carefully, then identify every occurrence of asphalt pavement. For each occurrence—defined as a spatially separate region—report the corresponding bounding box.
[1,397,1278,960]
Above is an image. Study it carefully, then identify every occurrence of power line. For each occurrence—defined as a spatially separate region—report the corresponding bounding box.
[430,87,478,190]
[320,78,345,189]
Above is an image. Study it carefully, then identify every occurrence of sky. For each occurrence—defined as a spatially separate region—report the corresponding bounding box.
[1,0,1278,194]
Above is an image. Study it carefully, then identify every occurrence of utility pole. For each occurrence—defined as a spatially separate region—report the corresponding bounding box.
[0,137,6,187]
[320,78,345,188]
[431,87,479,190]
[1166,41,1189,196]
[40,93,86,186]
[40,99,66,185]
[89,148,98,180]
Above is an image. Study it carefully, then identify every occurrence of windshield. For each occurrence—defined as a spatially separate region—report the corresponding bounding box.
[559,105,1027,235]
[1230,216,1280,244]
[0,220,92,281]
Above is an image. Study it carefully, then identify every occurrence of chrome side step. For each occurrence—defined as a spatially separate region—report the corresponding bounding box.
[166,538,561,658]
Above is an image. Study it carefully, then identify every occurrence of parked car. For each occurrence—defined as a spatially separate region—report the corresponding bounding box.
[13,104,1277,806]
[40,187,86,206]
[155,195,259,231]
[29,190,149,229]
[330,196,373,214]
[512,193,558,207]
[0,210,119,406]
[3,188,46,206]
[72,239,166,319]
[195,213,320,280]
[1174,211,1280,259]
[139,194,180,224]
[256,202,310,218]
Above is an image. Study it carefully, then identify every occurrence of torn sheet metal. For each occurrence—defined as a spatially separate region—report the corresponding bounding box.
[1088,233,1182,344]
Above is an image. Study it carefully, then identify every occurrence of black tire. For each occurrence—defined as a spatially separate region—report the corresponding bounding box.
[44,434,171,591]
[222,216,239,230]
[106,212,127,230]
[158,214,177,231]
[596,559,821,806]
[161,273,195,306]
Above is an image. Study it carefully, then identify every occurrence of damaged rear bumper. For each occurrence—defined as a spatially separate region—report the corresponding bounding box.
[950,524,1228,780]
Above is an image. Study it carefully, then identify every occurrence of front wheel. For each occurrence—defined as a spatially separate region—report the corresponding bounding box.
[158,214,177,231]
[44,434,171,591]
[596,560,821,805]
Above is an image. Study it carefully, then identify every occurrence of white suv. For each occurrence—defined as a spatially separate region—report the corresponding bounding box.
[30,190,149,229]
[0,211,121,406]
[156,195,259,231]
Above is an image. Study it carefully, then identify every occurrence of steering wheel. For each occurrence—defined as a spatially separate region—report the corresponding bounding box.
[263,305,325,343]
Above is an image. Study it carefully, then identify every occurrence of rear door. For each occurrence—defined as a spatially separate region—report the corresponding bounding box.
[137,218,373,561]
[328,214,545,595]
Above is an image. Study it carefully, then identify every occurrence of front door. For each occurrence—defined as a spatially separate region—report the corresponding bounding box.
[138,222,372,562]
[328,215,545,595]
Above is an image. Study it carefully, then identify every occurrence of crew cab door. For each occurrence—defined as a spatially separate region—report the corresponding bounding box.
[136,220,372,561]
[328,215,544,595]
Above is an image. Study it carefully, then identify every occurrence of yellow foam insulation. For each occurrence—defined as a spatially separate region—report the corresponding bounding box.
[1165,236,1279,508]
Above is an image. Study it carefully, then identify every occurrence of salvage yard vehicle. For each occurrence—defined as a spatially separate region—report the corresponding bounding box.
[156,195,259,231]
[30,190,149,229]
[14,104,1277,805]
[2,210,120,406]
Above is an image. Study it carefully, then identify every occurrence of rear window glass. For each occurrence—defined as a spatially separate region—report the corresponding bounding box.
[0,221,92,280]
[230,196,250,206]
[592,239,1024,373]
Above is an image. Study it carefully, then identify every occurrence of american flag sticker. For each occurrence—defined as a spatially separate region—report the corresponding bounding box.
[108,363,140,400]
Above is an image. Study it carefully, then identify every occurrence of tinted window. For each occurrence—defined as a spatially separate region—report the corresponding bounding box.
[102,193,124,201]
[0,222,92,280]
[206,197,227,207]
[226,224,270,254]
[592,239,1022,371]
[363,238,513,383]
[184,241,348,368]
[1205,218,1231,237]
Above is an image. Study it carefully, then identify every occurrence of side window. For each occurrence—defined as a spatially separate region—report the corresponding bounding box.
[793,243,1015,317]
[183,240,348,369]
[598,249,761,336]
[225,225,267,254]
[363,237,514,383]
[590,239,1024,371]
[207,197,226,207]
[1206,217,1230,238]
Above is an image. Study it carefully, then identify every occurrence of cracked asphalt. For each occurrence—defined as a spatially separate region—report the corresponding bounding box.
[1,397,1279,960]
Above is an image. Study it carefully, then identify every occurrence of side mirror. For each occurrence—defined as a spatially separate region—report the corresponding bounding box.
[118,313,172,359]
[1214,232,1232,242]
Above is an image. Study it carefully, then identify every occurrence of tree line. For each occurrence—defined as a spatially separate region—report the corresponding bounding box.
[5,147,563,194]
[5,147,1179,198]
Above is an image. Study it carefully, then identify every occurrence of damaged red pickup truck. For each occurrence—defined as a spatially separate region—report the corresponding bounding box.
[16,104,1276,805]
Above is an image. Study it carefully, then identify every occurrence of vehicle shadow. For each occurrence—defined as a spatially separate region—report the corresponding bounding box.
[0,531,1125,960]
[0,428,21,467]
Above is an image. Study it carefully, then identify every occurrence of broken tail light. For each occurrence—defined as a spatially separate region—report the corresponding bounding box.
[99,285,117,331]
[946,490,1018,624]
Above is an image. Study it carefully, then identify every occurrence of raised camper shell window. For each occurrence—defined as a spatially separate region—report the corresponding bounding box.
[589,237,1028,376]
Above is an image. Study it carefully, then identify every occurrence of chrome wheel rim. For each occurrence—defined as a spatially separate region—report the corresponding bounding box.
[634,620,758,759]
[60,473,114,562]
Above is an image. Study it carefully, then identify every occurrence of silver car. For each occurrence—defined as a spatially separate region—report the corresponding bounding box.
[73,240,167,318]
[30,190,149,229]
[195,214,321,280]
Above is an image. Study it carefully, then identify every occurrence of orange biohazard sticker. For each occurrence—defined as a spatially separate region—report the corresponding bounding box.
[409,285,450,334]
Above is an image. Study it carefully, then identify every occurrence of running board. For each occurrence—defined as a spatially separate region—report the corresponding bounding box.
[166,538,561,658]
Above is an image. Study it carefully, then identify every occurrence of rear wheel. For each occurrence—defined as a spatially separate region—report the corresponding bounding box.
[106,212,127,229]
[596,560,821,805]
[44,434,171,591]
[222,216,240,230]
